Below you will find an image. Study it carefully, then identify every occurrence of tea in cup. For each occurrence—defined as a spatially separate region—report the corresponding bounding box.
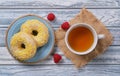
[65,23,104,55]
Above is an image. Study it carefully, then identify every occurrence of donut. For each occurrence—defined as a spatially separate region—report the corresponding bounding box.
[10,32,37,61]
[21,19,49,47]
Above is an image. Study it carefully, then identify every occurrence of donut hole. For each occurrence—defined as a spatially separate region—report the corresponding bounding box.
[32,30,38,36]
[21,43,25,49]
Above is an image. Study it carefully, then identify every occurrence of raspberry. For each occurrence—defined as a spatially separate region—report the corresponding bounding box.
[47,13,55,21]
[61,22,70,30]
[53,54,62,63]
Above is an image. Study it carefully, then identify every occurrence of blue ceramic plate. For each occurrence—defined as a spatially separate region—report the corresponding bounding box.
[6,14,55,63]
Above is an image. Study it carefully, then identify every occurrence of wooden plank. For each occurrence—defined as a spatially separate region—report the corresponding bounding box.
[0,0,118,8]
[0,9,118,65]
[0,65,120,76]
[0,46,120,65]
[0,1,119,76]
[0,9,119,27]
[1,27,120,46]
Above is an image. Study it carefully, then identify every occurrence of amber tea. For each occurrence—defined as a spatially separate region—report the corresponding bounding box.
[68,27,94,52]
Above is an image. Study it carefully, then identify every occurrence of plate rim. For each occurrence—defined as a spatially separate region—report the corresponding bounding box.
[5,14,55,64]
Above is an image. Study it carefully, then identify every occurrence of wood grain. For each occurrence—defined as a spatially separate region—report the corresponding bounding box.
[0,0,120,76]
[0,9,119,27]
[0,0,118,8]
[0,65,120,76]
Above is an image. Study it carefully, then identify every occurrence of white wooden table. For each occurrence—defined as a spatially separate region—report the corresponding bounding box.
[0,0,120,76]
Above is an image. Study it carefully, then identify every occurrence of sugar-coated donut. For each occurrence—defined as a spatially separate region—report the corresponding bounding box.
[21,19,49,47]
[10,32,37,61]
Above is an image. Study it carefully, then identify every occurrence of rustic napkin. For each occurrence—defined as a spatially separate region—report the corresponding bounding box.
[55,8,113,68]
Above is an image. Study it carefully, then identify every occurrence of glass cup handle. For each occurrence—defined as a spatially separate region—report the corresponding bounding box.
[98,34,104,39]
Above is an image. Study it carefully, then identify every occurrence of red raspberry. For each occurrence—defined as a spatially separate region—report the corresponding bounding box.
[61,22,70,30]
[53,54,62,63]
[47,13,55,21]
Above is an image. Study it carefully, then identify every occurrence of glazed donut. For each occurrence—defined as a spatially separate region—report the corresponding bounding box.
[10,32,37,61]
[21,19,49,47]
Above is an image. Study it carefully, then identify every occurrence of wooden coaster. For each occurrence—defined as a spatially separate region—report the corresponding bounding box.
[55,8,113,68]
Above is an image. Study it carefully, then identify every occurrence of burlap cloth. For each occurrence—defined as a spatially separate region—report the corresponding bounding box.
[55,8,113,68]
